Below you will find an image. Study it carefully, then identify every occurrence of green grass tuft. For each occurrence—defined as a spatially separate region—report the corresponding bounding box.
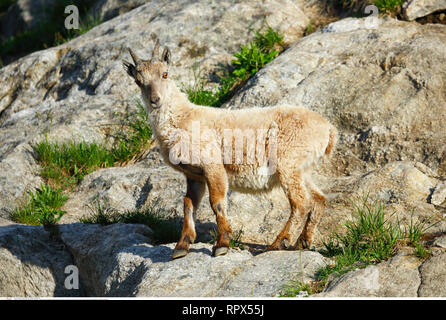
[414,242,431,259]
[36,140,116,189]
[403,212,439,247]
[229,230,245,249]
[208,228,246,250]
[80,201,182,244]
[317,197,440,284]
[402,211,438,259]
[280,281,324,297]
[304,21,316,36]
[326,0,404,16]
[11,183,68,226]
[318,198,401,282]
[183,67,222,107]
[374,0,405,12]
[35,101,152,190]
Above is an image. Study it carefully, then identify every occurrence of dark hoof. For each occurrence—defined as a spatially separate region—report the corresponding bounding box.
[296,238,312,250]
[213,246,229,257]
[282,238,291,249]
[268,238,291,251]
[172,249,188,259]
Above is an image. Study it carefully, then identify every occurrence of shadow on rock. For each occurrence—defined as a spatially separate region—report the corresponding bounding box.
[0,224,84,297]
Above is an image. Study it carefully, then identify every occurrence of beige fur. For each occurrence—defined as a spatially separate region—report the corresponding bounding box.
[123,40,337,258]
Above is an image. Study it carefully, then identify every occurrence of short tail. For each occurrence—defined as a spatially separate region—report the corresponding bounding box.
[325,126,337,157]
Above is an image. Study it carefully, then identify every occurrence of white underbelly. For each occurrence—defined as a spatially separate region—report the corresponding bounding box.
[227,167,279,193]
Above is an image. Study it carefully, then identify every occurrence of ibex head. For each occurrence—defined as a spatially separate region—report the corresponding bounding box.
[123,38,172,110]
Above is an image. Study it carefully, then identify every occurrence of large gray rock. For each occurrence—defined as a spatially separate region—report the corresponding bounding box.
[215,250,327,297]
[0,0,147,41]
[403,0,446,20]
[327,161,444,233]
[433,235,446,249]
[0,223,82,297]
[318,247,446,297]
[2,220,445,297]
[431,181,446,206]
[57,222,327,297]
[318,253,422,297]
[418,253,446,296]
[89,0,149,22]
[312,161,445,250]
[58,222,154,296]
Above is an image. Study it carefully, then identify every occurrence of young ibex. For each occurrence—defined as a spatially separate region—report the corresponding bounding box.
[123,39,337,259]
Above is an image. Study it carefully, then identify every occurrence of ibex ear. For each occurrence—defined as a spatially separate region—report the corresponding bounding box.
[123,60,137,79]
[161,46,171,65]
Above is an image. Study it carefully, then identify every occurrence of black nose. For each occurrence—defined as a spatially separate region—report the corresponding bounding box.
[150,96,160,105]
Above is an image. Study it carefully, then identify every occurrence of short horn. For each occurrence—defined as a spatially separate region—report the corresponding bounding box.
[151,39,160,62]
[128,48,142,65]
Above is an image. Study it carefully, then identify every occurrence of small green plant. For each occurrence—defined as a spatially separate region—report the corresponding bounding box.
[229,230,245,249]
[253,27,284,52]
[184,27,284,107]
[304,21,316,36]
[208,227,218,244]
[231,43,278,81]
[79,198,117,225]
[374,0,404,13]
[208,228,246,249]
[401,212,438,258]
[327,0,404,16]
[280,281,314,297]
[280,250,324,297]
[55,13,102,45]
[414,242,430,259]
[403,212,439,247]
[182,66,222,107]
[11,183,68,225]
[81,201,181,244]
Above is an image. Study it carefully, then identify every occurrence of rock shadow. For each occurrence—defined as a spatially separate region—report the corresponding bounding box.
[0,224,85,297]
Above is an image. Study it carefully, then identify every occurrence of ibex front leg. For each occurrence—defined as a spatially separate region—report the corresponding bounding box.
[205,165,232,257]
[172,178,205,259]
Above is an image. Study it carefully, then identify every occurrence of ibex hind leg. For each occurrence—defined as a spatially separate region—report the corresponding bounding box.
[295,174,327,250]
[172,179,205,259]
[268,169,309,251]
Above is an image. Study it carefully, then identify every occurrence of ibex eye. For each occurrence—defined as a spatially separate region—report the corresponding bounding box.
[162,72,168,79]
